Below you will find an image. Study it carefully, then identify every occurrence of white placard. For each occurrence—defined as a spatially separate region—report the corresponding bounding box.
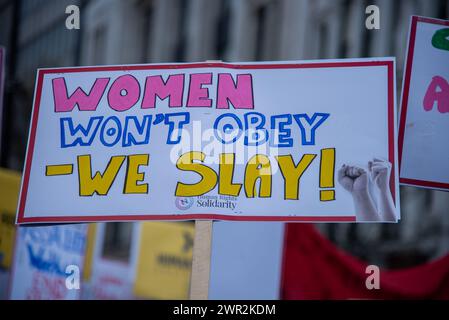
[399,16,449,191]
[9,224,87,299]
[17,59,399,223]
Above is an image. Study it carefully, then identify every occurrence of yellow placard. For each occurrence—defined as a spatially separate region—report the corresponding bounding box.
[134,221,194,299]
[0,168,21,269]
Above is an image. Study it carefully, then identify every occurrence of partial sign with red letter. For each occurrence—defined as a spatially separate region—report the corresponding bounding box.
[399,16,449,190]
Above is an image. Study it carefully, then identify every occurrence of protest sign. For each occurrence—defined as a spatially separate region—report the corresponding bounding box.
[81,222,194,299]
[209,222,284,299]
[0,168,20,299]
[399,16,449,190]
[17,59,399,223]
[84,258,135,300]
[9,224,87,299]
[81,222,139,299]
[134,221,194,299]
[0,168,21,269]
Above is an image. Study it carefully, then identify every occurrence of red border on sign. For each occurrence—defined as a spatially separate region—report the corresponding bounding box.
[17,60,395,223]
[398,16,449,190]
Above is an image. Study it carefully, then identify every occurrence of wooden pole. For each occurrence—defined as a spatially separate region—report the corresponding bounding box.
[189,60,220,300]
[189,220,213,300]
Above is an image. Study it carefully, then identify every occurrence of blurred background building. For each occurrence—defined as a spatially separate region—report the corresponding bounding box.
[0,0,448,273]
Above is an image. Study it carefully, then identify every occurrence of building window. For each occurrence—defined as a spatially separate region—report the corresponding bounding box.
[93,26,106,65]
[174,0,189,62]
[102,222,133,262]
[215,0,231,60]
[253,0,281,61]
[318,22,329,59]
[141,3,154,62]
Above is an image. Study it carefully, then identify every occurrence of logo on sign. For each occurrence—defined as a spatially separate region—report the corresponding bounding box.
[175,197,194,210]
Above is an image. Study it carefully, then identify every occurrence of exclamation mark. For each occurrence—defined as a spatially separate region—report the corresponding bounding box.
[320,148,336,201]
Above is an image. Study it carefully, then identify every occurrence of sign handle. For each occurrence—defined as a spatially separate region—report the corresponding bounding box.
[189,220,213,300]
[188,59,221,300]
